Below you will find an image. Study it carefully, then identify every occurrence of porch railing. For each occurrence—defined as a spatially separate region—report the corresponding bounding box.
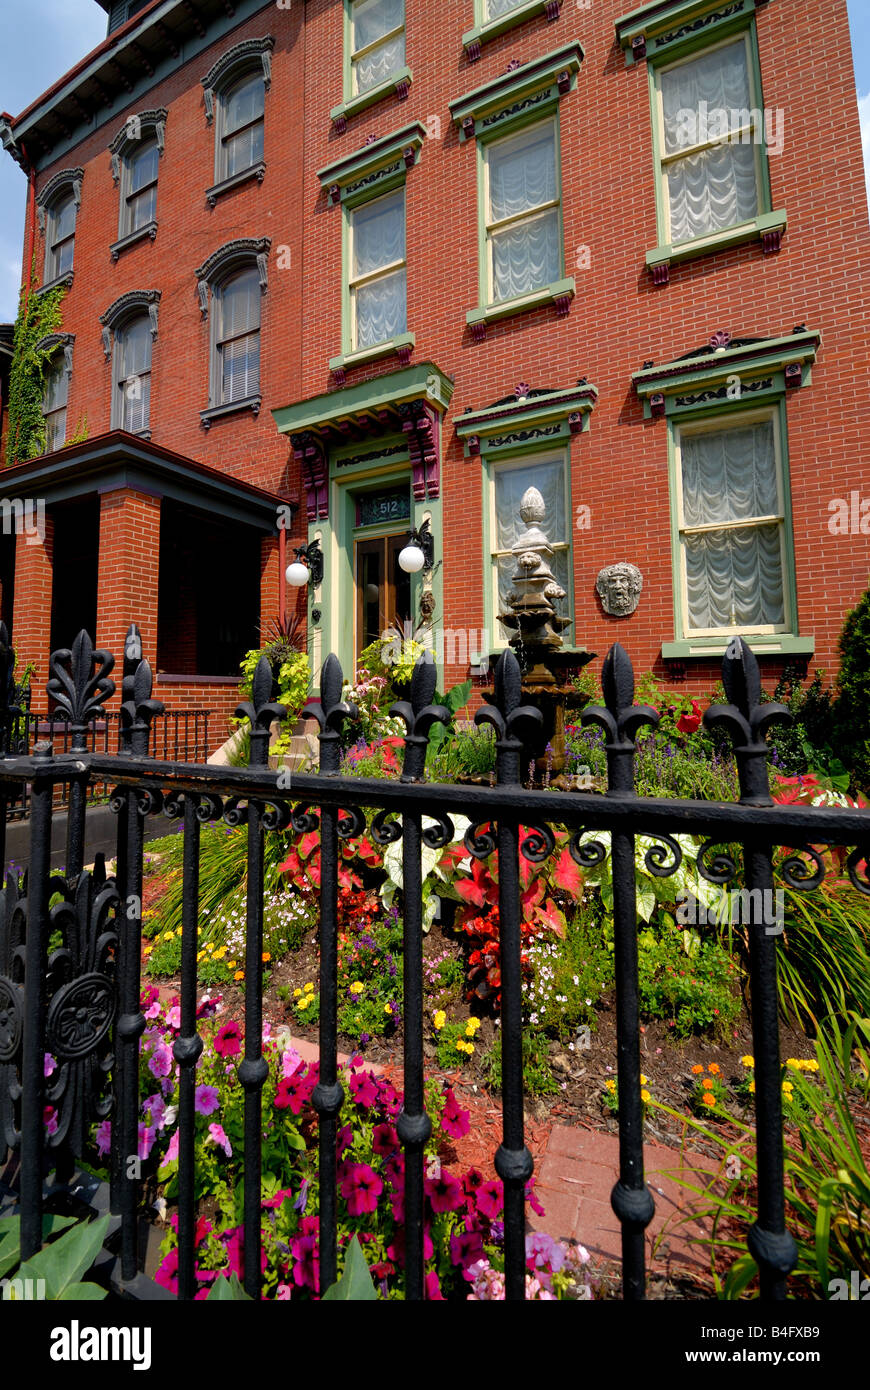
[0,622,867,1300]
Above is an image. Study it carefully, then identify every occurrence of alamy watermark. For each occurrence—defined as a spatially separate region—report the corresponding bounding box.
[676,887,784,935]
[0,497,45,545]
[670,102,784,156]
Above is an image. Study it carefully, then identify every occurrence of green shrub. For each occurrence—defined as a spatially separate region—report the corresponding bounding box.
[637,922,741,1037]
[482,1029,560,1097]
[523,910,613,1042]
[834,581,870,794]
[773,883,870,1032]
[765,664,839,779]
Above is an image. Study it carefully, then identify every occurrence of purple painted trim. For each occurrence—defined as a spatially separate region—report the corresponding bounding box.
[331,364,347,387]
[650,393,666,417]
[395,77,410,101]
[333,114,348,135]
[468,435,481,456]
[402,145,416,169]
[470,321,487,343]
[556,69,571,94]
[466,39,482,62]
[553,292,572,318]
[632,35,647,59]
[462,115,475,139]
[634,332,821,385]
[329,183,341,204]
[546,0,562,18]
[709,329,732,349]
[568,412,582,434]
[651,263,670,286]
[460,385,597,429]
[784,363,802,389]
[396,342,414,365]
[762,228,783,254]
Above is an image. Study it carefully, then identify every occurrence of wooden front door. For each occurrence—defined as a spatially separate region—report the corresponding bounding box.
[355,533,411,661]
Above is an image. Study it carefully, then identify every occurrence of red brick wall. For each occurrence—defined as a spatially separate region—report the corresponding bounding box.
[16,0,870,706]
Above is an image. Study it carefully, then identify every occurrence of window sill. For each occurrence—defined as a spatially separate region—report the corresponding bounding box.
[36,271,74,297]
[110,221,158,261]
[205,162,266,209]
[463,1,562,61]
[330,68,413,133]
[466,278,575,341]
[646,210,787,284]
[329,333,415,385]
[200,395,262,429]
[662,634,815,660]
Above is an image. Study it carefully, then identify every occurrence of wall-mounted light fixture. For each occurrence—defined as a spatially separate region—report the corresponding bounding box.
[398,519,435,575]
[285,537,324,588]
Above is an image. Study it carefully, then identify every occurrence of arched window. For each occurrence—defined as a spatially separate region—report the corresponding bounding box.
[109,109,166,255]
[195,239,269,425]
[37,169,83,288]
[114,315,152,433]
[36,333,74,454]
[100,290,160,436]
[201,38,273,202]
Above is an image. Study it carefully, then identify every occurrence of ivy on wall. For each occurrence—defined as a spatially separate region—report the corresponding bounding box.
[5,257,67,467]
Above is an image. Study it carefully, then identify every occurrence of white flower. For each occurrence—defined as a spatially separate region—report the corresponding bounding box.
[585,998,592,1007]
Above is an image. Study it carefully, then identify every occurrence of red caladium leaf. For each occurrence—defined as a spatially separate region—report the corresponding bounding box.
[535,896,567,940]
[551,847,584,897]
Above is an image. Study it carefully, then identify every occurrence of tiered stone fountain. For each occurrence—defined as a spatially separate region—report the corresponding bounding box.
[486,486,596,784]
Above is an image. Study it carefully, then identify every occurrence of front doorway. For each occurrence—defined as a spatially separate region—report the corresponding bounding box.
[351,482,412,662]
[354,532,411,661]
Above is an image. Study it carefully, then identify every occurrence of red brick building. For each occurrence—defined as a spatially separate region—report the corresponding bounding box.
[1,0,868,734]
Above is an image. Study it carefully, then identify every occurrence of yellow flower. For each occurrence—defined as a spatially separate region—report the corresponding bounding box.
[741,1056,754,1069]
[786,1059,800,1070]
[197,951,205,962]
[293,988,302,998]
[641,1089,651,1103]
[298,996,312,1009]
[804,1060,819,1072]
[433,1010,446,1031]
[227,961,237,970]
[606,1080,617,1092]
[384,1003,392,1014]
[349,982,364,995]
[782,1081,794,1093]
[748,1080,756,1093]
[640,1074,648,1085]
[214,946,227,960]
[466,1018,481,1034]
[234,970,244,981]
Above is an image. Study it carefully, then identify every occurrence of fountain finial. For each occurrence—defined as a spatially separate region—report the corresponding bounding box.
[520,486,546,525]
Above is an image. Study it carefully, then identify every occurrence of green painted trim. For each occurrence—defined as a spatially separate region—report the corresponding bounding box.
[646,21,778,254]
[272,361,455,435]
[449,41,583,137]
[616,0,757,65]
[330,66,413,126]
[464,0,559,53]
[664,400,805,650]
[330,333,416,376]
[456,383,597,454]
[633,330,820,413]
[662,636,815,659]
[317,121,426,196]
[467,277,575,326]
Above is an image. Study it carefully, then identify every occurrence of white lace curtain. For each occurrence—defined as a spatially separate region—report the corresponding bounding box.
[494,461,569,624]
[487,0,526,18]
[117,316,152,431]
[353,0,404,93]
[661,39,758,243]
[488,126,559,300]
[218,269,260,403]
[680,421,784,629]
[352,192,406,349]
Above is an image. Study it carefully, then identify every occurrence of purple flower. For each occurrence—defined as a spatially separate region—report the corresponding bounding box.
[477,1180,504,1220]
[207,1123,232,1157]
[164,1130,179,1163]
[195,1085,220,1116]
[44,1053,56,1078]
[95,1120,111,1157]
[526,1230,565,1272]
[425,1171,464,1214]
[143,1093,167,1130]
[148,1043,172,1079]
[137,1123,156,1160]
[293,1179,310,1214]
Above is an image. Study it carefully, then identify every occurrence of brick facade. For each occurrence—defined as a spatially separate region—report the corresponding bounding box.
[2,0,869,723]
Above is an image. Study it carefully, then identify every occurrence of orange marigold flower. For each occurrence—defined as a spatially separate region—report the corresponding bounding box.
[702,1093,716,1107]
[701,1078,714,1090]
[234,970,244,981]
[691,1065,704,1075]
[708,1063,721,1075]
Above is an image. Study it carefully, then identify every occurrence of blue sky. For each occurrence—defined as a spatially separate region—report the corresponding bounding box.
[0,0,867,321]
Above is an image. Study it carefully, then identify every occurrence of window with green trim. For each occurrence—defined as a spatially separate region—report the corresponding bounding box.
[654,31,766,248]
[673,408,790,637]
[488,452,571,644]
[45,194,76,282]
[349,188,407,352]
[351,0,405,97]
[483,118,561,305]
[485,0,528,17]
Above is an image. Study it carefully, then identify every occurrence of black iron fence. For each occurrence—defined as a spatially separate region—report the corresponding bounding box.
[0,622,868,1301]
[3,699,212,821]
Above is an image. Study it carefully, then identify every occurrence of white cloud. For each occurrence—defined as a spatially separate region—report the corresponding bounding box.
[859,91,870,215]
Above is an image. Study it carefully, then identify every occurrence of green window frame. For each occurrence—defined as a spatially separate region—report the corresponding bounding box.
[670,405,793,641]
[332,0,412,130]
[347,187,407,356]
[614,0,786,281]
[42,353,69,455]
[483,447,574,653]
[463,1,564,62]
[480,116,564,312]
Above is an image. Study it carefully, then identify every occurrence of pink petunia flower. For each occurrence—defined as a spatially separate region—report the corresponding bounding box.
[214,1021,242,1058]
[341,1163,383,1217]
[195,1085,220,1116]
[207,1123,232,1157]
[95,1119,111,1156]
[148,1043,172,1079]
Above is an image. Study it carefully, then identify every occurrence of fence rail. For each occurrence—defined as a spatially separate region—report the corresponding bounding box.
[0,623,867,1301]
